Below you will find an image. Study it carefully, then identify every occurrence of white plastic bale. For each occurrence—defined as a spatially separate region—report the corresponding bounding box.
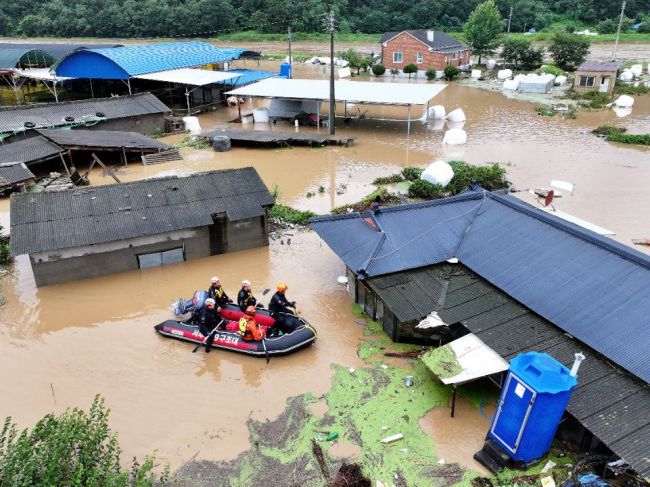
[471,69,482,78]
[421,160,455,187]
[630,64,643,76]
[445,120,465,130]
[446,108,466,122]
[486,59,496,70]
[428,105,446,119]
[497,69,513,80]
[619,69,633,81]
[513,73,526,82]
[613,106,632,118]
[252,107,270,123]
[503,79,520,90]
[614,95,634,107]
[442,128,467,145]
[555,75,567,85]
[182,116,201,135]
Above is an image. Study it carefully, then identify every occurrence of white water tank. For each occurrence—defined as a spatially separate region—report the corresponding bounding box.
[253,107,270,123]
[503,79,520,90]
[497,69,513,80]
[182,116,201,135]
[630,64,643,76]
[486,59,497,70]
[446,108,466,122]
[442,128,467,145]
[421,160,454,187]
[555,75,567,86]
[428,105,446,120]
[471,69,482,78]
[614,95,634,107]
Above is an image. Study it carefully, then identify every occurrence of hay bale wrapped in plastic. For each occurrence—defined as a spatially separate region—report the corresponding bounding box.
[428,105,446,120]
[614,95,634,107]
[555,75,567,85]
[619,69,633,81]
[497,69,513,80]
[486,59,497,70]
[513,73,526,82]
[421,160,454,187]
[503,79,519,90]
[446,108,466,122]
[630,64,643,76]
[182,116,201,135]
[471,69,482,78]
[442,128,467,145]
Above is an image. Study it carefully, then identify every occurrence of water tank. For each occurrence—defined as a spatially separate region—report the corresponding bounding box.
[280,62,292,78]
[212,135,231,152]
[488,352,577,463]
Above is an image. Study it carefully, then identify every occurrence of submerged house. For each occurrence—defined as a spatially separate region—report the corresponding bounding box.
[311,188,650,479]
[10,167,274,286]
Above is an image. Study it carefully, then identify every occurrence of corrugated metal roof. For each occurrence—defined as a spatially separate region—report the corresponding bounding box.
[391,263,650,479]
[37,129,170,151]
[381,29,467,52]
[0,162,35,186]
[0,48,56,69]
[54,41,253,79]
[225,69,282,87]
[0,136,63,165]
[310,189,650,384]
[0,93,170,135]
[10,167,273,255]
[577,60,623,72]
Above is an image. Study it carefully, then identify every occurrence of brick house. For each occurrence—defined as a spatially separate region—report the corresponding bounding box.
[380,29,471,72]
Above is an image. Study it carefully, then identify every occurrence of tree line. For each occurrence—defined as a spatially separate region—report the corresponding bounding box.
[0,0,648,38]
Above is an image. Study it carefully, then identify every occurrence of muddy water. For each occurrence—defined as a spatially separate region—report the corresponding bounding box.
[1,74,649,471]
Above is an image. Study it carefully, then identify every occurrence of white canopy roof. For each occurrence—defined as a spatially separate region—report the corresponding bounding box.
[133,68,241,86]
[421,333,509,385]
[14,68,73,81]
[226,78,446,106]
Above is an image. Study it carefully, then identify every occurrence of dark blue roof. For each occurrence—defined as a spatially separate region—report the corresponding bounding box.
[223,69,284,87]
[310,189,650,383]
[54,42,253,79]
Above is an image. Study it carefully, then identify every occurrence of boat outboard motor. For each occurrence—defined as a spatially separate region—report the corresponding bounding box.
[172,290,207,316]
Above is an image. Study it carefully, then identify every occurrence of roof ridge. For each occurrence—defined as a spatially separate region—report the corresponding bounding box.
[0,93,152,113]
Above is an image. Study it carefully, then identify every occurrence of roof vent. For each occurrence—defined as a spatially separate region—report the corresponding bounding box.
[65,116,75,122]
[96,112,105,118]
[24,121,36,128]
[427,30,434,42]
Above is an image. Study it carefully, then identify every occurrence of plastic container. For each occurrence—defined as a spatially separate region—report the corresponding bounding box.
[279,62,292,78]
[421,160,454,187]
[252,107,269,123]
[446,108,466,122]
[442,128,467,145]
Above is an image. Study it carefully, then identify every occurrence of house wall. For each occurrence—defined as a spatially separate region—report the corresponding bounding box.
[381,32,470,72]
[573,70,616,95]
[84,113,166,136]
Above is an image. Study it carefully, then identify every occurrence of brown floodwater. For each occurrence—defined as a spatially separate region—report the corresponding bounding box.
[0,74,649,472]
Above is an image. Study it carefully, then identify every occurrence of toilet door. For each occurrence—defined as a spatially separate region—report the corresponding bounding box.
[490,372,536,453]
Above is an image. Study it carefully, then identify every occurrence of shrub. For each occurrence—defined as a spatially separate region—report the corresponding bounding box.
[605,133,650,145]
[331,188,401,214]
[172,136,210,149]
[372,63,385,76]
[425,68,437,80]
[615,83,649,95]
[401,166,423,181]
[444,65,460,81]
[445,160,509,194]
[538,64,564,76]
[408,179,446,199]
[372,174,404,185]
[269,204,316,225]
[0,395,167,486]
[571,91,611,109]
[592,125,626,136]
[390,68,400,77]
[0,227,11,267]
[403,63,418,79]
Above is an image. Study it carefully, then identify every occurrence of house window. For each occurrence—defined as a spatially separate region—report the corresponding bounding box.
[416,52,423,64]
[393,52,403,63]
[453,52,458,59]
[579,75,595,87]
[137,247,185,269]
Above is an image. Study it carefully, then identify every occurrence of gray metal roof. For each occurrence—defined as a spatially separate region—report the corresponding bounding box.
[310,189,650,384]
[0,93,170,135]
[0,136,63,165]
[37,129,170,151]
[576,60,624,72]
[371,262,649,478]
[0,162,35,186]
[10,167,273,255]
[0,43,122,62]
[381,29,467,52]
[0,48,55,69]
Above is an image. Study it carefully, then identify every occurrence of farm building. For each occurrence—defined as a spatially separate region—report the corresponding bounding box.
[10,167,273,286]
[380,29,470,73]
[574,61,623,95]
[0,162,35,193]
[310,188,650,480]
[0,93,170,141]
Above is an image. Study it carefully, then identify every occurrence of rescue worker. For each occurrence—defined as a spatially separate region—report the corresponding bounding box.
[237,280,257,311]
[198,298,221,353]
[207,276,232,309]
[268,283,295,335]
[239,305,264,341]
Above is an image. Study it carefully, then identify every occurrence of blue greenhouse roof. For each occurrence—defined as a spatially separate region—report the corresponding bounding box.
[310,188,650,383]
[53,41,254,79]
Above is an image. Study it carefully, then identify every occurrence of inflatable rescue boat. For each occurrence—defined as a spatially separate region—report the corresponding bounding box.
[173,291,279,327]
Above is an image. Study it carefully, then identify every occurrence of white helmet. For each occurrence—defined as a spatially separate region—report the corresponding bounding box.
[241,279,251,286]
[205,298,216,306]
[211,276,219,283]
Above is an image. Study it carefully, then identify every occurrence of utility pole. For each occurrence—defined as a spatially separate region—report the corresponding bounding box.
[507,6,513,34]
[288,26,293,78]
[612,0,626,60]
[327,10,336,135]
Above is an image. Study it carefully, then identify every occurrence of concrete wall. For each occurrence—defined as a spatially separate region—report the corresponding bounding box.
[210,214,269,255]
[381,32,470,72]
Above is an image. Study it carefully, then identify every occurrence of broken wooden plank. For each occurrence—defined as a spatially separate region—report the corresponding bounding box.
[91,153,121,183]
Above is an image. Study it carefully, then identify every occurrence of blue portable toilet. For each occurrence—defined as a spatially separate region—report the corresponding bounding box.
[488,352,579,463]
[279,62,292,78]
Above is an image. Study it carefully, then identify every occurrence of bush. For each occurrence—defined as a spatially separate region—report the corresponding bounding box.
[0,395,167,486]
[172,136,210,149]
[269,204,316,225]
[425,68,437,80]
[401,166,423,181]
[538,64,564,76]
[445,160,509,194]
[0,228,11,267]
[592,125,626,136]
[372,63,385,76]
[403,63,418,79]
[331,188,401,214]
[605,133,650,145]
[570,91,611,108]
[373,174,404,185]
[390,68,400,77]
[408,179,446,199]
[615,83,649,95]
[444,65,460,80]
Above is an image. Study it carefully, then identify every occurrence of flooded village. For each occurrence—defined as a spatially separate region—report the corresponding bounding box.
[0,3,650,486]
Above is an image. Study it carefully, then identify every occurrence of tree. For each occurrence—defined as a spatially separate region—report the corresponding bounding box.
[548,32,590,70]
[403,63,418,80]
[372,64,386,76]
[502,37,544,70]
[463,0,503,65]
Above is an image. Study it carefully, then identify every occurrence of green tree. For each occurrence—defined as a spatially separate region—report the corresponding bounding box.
[403,63,418,80]
[548,32,590,70]
[464,0,504,65]
[502,37,544,70]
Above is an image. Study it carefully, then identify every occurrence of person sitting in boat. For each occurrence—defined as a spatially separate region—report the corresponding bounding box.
[237,280,257,311]
[239,305,264,341]
[207,276,232,309]
[268,283,296,335]
[198,298,222,353]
